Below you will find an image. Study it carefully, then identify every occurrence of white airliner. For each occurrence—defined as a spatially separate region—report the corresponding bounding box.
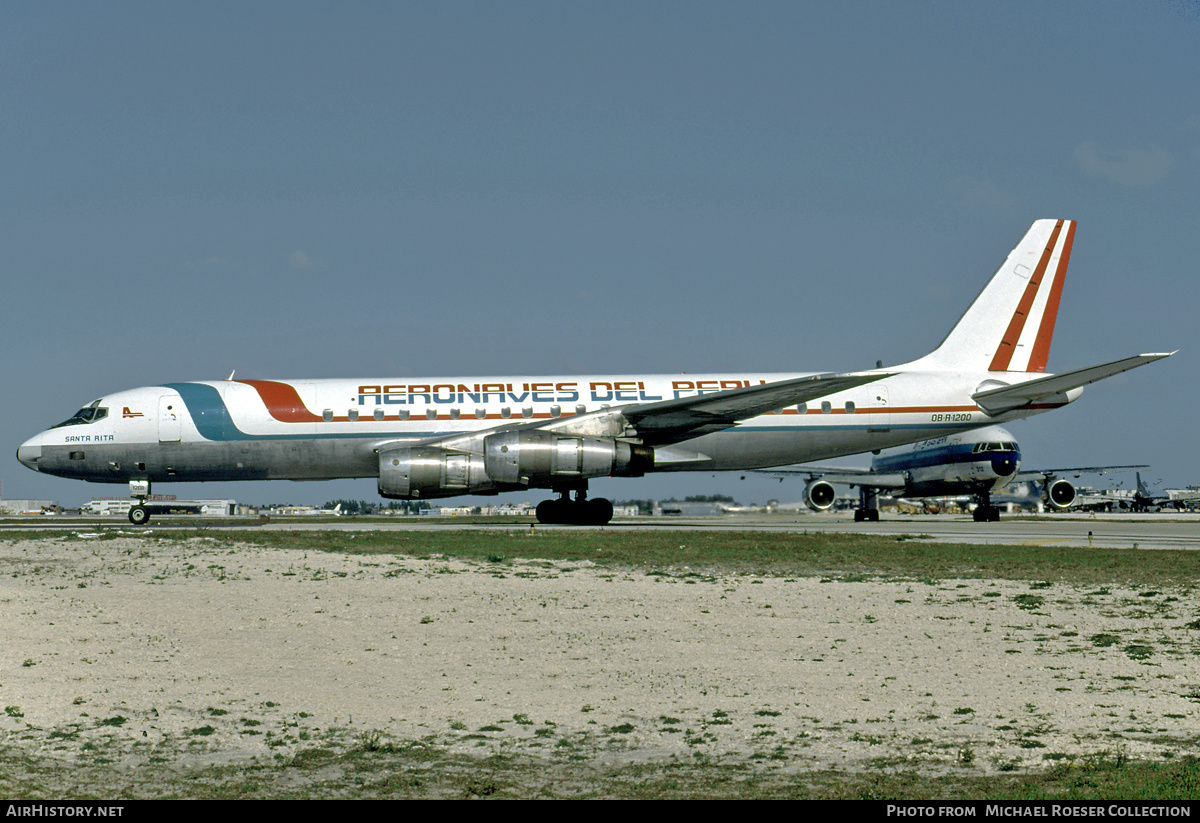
[16,219,1173,525]
[763,424,1148,522]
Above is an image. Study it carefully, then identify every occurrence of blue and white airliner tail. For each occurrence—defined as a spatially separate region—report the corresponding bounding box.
[16,219,1173,525]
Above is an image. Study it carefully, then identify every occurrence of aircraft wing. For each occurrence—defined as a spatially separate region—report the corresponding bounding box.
[973,352,1175,415]
[385,371,891,453]
[756,465,909,490]
[622,371,892,445]
[1013,464,1148,483]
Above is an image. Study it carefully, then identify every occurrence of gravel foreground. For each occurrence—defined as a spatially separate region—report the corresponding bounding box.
[1,534,1198,798]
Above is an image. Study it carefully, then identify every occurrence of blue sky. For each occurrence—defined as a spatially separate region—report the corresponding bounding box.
[3,1,1197,508]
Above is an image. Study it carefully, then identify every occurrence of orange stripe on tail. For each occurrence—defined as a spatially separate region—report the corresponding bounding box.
[988,220,1064,372]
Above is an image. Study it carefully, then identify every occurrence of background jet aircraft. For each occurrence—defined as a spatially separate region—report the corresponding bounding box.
[16,220,1172,526]
[763,425,1148,522]
[1072,472,1200,513]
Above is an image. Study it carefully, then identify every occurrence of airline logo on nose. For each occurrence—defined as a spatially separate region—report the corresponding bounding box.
[123,407,144,418]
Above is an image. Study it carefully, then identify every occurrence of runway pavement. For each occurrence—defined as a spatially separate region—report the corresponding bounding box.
[255,511,1200,550]
[6,511,1200,550]
[609,513,1200,551]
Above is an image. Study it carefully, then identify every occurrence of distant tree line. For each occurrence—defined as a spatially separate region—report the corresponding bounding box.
[661,494,737,504]
[321,499,433,515]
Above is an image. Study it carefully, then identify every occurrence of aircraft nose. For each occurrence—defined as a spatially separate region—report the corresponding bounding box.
[992,456,1017,477]
[16,436,42,471]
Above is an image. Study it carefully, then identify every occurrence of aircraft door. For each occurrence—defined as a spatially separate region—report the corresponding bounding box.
[867,386,890,444]
[158,395,182,442]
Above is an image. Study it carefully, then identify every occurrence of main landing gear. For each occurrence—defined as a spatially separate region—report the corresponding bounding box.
[536,483,614,526]
[853,487,880,522]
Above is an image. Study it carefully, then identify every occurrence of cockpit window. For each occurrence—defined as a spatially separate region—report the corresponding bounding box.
[51,399,109,429]
[973,441,1018,453]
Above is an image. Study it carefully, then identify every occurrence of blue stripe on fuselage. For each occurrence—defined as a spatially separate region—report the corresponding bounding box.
[163,383,241,440]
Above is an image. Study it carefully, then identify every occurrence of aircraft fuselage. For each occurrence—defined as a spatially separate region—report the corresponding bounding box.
[17,369,1066,488]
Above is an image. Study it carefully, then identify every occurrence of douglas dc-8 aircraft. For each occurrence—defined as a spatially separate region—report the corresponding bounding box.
[762,425,1147,522]
[16,220,1173,525]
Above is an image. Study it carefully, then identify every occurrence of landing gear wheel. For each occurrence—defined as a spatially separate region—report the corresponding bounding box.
[536,499,563,524]
[973,505,1000,522]
[535,496,614,526]
[587,498,614,525]
[128,505,151,526]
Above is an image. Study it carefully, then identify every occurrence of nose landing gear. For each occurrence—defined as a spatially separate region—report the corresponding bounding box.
[972,492,1001,522]
[127,478,152,525]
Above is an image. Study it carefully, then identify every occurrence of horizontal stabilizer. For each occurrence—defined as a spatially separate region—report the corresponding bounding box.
[973,352,1174,415]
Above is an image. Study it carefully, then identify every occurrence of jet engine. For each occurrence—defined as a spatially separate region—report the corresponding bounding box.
[377,431,654,499]
[1043,478,1077,510]
[483,430,653,486]
[378,447,494,499]
[803,479,837,512]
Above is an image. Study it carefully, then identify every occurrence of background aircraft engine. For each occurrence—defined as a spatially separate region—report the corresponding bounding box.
[483,430,653,486]
[378,447,495,499]
[803,479,837,512]
[1043,478,1077,510]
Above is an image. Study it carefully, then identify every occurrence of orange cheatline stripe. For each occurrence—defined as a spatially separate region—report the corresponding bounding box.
[988,220,1064,372]
[237,380,323,423]
[1026,220,1075,373]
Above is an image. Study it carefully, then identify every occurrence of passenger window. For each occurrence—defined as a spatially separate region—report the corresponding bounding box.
[373,408,384,421]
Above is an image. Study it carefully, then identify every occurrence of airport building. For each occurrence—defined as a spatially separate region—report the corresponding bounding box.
[0,499,56,515]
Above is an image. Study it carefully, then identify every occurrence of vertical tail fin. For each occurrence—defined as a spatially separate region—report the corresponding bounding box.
[912,219,1076,372]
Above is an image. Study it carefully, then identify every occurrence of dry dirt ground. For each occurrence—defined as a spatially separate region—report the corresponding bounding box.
[2,534,1198,797]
